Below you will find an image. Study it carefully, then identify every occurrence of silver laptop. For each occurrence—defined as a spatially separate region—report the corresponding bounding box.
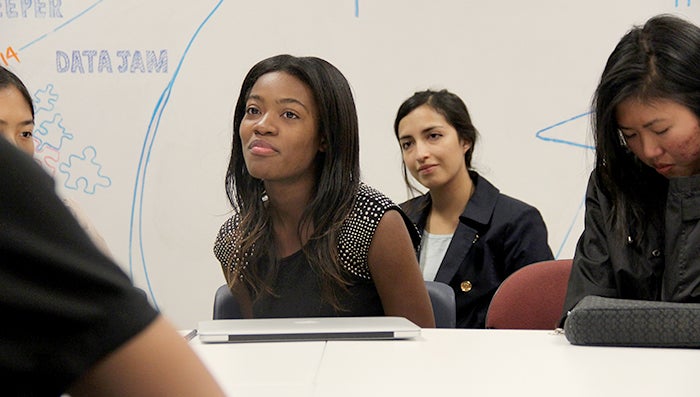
[197,316,421,343]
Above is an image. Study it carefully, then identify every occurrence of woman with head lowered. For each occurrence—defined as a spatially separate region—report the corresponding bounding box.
[563,15,700,318]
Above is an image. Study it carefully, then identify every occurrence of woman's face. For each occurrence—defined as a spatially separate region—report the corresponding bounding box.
[238,71,322,185]
[617,98,700,178]
[0,86,34,156]
[397,104,471,190]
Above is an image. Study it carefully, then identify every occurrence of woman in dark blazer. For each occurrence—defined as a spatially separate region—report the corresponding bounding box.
[394,89,553,328]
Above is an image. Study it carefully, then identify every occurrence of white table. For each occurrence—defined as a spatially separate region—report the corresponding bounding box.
[190,328,698,397]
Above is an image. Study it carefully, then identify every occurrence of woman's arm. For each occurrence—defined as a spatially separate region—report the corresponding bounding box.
[68,316,225,397]
[368,210,436,328]
[232,283,254,319]
[561,172,619,318]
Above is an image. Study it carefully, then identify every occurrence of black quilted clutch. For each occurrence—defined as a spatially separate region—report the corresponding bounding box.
[563,295,700,348]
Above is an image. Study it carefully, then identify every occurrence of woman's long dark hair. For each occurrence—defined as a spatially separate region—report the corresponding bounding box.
[593,14,700,242]
[224,54,360,310]
[0,66,34,117]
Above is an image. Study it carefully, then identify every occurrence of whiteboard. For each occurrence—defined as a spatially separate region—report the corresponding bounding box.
[4,0,699,328]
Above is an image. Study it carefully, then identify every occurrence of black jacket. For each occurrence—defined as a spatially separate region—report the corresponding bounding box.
[402,171,553,328]
[562,171,700,323]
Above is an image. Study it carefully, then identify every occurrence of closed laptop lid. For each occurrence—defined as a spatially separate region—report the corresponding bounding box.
[197,316,421,343]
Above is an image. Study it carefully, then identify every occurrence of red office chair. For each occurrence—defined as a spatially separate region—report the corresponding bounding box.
[485,259,573,330]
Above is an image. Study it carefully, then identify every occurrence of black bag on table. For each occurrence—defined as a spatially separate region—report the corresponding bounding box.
[563,295,700,348]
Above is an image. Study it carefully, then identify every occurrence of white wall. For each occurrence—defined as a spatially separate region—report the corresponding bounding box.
[4,0,699,328]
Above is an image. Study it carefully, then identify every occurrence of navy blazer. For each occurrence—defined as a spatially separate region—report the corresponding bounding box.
[401,171,553,328]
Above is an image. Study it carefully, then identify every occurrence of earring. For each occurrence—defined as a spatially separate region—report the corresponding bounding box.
[617,129,629,148]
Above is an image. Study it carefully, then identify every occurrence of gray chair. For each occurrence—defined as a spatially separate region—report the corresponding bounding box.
[213,284,242,320]
[425,281,456,328]
[213,281,457,328]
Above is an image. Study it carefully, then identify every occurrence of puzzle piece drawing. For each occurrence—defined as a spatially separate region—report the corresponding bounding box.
[34,142,61,175]
[35,113,74,151]
[58,146,112,194]
[33,84,59,113]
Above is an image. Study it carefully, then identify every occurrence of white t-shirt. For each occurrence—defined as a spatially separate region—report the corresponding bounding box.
[419,230,453,281]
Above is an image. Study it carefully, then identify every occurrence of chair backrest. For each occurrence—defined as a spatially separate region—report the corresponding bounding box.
[213,284,243,320]
[485,259,573,330]
[425,280,456,328]
[213,281,457,327]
